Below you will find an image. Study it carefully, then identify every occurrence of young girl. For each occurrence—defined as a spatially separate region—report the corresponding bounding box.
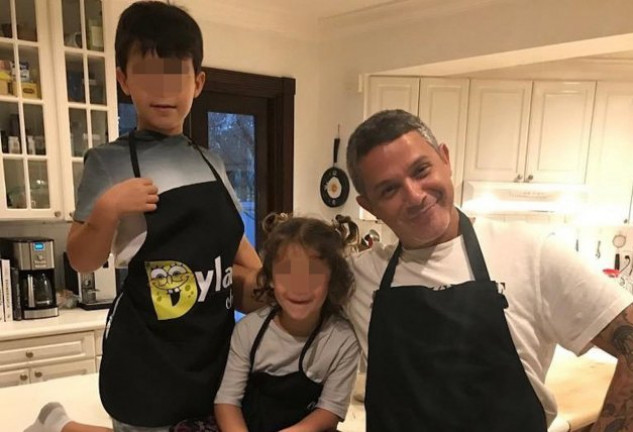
[214,213,361,432]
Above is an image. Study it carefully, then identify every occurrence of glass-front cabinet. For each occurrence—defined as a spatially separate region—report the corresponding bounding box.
[0,0,116,220]
[50,0,117,220]
[0,0,62,218]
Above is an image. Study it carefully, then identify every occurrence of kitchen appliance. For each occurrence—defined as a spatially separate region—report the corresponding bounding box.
[0,237,58,319]
[64,252,117,310]
[461,181,588,215]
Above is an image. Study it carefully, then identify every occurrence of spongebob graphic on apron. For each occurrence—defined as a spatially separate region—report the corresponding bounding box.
[99,132,244,427]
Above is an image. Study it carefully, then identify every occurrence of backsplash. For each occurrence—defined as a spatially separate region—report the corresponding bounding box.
[0,220,71,291]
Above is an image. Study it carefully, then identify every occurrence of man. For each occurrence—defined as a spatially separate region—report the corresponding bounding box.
[345,109,633,431]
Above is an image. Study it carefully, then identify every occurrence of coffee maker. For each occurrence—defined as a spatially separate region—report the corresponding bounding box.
[0,237,58,319]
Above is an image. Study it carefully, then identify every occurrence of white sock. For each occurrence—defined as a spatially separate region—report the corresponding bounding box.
[24,402,71,432]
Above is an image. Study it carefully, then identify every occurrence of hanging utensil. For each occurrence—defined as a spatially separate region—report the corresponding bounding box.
[613,233,627,270]
[320,125,350,208]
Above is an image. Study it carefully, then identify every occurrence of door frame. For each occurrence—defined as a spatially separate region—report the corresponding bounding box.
[195,67,295,214]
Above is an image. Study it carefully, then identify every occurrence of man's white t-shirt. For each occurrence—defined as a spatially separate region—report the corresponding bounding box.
[346,218,632,425]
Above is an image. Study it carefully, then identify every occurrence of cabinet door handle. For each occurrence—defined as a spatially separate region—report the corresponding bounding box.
[525,174,534,182]
[34,371,42,378]
[54,211,62,218]
[25,351,34,359]
[19,374,28,381]
[514,174,523,182]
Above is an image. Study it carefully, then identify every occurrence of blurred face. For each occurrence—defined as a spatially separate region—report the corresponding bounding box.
[357,131,459,249]
[116,46,205,135]
[272,243,329,325]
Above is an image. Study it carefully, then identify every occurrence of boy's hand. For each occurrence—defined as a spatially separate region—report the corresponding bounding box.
[99,178,159,217]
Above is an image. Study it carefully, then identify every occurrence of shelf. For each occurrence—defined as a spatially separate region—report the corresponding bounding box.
[64,47,104,58]
[0,95,19,103]
[17,40,39,49]
[1,154,26,160]
[68,101,107,110]
[21,98,43,106]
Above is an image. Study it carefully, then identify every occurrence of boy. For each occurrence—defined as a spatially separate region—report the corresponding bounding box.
[64,2,261,430]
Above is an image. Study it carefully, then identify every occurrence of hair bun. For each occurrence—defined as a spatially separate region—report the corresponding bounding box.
[261,212,291,234]
[333,214,360,251]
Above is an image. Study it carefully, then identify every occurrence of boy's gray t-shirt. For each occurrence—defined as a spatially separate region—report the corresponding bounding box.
[74,131,242,267]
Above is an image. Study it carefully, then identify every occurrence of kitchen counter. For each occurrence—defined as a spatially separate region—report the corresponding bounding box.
[0,373,111,431]
[0,308,108,341]
[0,347,617,432]
[546,347,617,431]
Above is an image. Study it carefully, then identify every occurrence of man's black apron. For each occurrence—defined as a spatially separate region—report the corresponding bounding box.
[242,307,324,432]
[365,210,547,431]
[99,132,244,427]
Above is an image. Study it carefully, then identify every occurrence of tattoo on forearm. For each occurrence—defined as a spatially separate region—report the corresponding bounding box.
[604,418,626,432]
[612,325,633,369]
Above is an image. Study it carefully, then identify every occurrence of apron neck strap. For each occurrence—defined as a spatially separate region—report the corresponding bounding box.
[298,312,325,374]
[249,307,278,373]
[458,208,490,282]
[379,208,490,290]
[128,131,141,178]
[248,307,325,374]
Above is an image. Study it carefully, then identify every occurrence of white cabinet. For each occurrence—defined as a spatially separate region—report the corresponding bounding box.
[585,82,633,224]
[526,81,595,184]
[464,79,596,185]
[367,76,419,116]
[0,0,117,220]
[0,331,96,388]
[0,0,64,219]
[464,79,532,183]
[49,0,118,220]
[365,76,469,208]
[419,78,469,203]
[95,328,103,371]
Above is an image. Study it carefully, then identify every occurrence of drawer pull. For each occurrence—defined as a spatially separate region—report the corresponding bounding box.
[19,374,28,381]
[25,351,34,359]
[34,371,42,378]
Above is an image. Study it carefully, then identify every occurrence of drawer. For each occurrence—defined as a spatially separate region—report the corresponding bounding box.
[0,332,95,371]
[29,359,96,383]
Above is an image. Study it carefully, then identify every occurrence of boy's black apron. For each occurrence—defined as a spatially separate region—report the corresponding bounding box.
[242,307,324,432]
[99,132,244,427]
[365,210,547,431]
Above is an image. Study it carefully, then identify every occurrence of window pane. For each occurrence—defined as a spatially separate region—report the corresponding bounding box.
[207,112,256,247]
[118,102,136,136]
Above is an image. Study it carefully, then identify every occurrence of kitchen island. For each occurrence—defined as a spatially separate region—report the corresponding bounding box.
[0,346,617,431]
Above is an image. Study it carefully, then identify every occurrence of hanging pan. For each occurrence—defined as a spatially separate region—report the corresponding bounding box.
[320,126,350,208]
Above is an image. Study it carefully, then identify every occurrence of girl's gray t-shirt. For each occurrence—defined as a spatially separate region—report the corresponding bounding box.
[74,131,241,267]
[215,305,360,420]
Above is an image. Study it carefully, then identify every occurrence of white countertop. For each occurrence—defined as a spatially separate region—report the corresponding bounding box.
[0,335,613,432]
[0,308,108,341]
[0,372,571,432]
[0,373,111,431]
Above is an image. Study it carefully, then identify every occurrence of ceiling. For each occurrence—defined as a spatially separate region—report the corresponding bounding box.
[231,0,407,19]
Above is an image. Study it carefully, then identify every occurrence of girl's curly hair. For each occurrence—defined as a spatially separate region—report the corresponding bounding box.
[254,213,359,318]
